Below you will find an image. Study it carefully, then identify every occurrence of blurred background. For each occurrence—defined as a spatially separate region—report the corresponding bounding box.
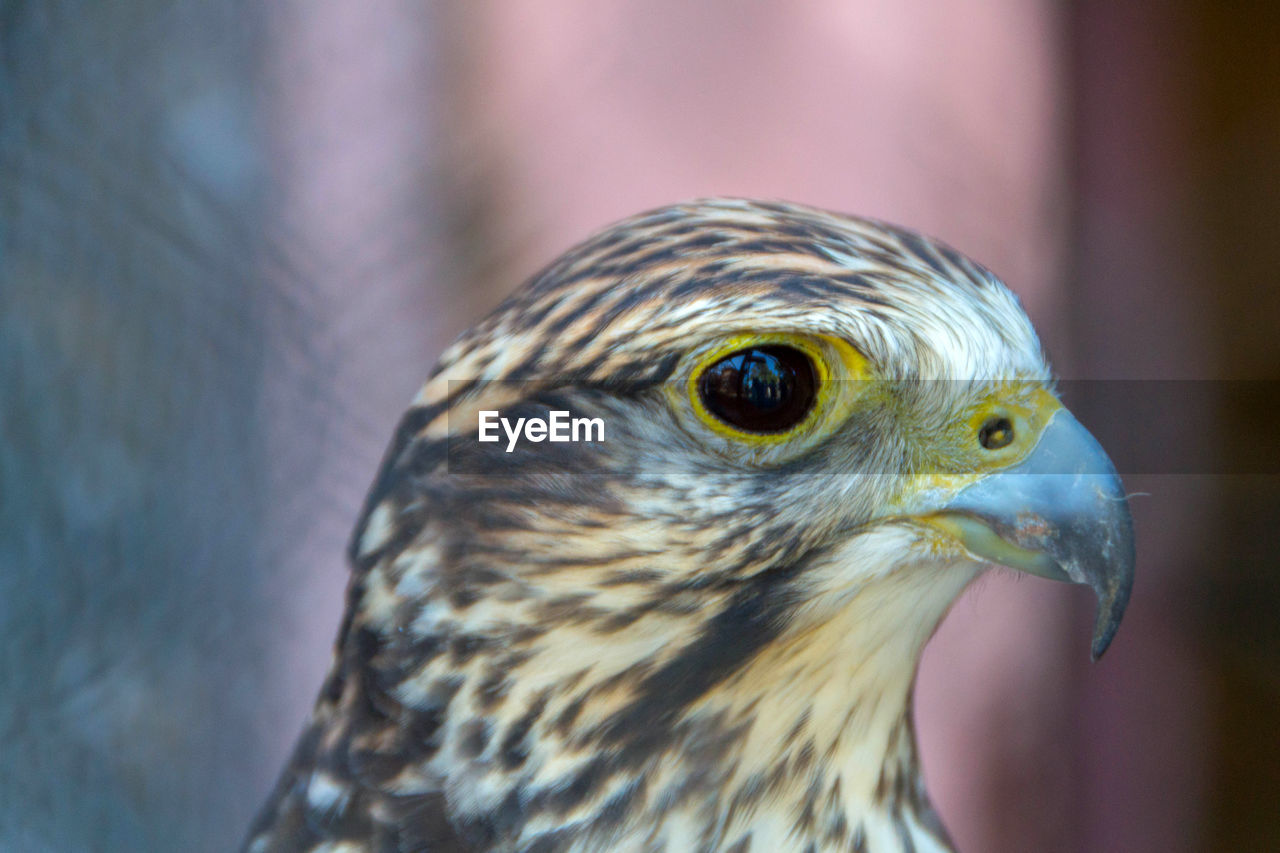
[1,1,1277,850]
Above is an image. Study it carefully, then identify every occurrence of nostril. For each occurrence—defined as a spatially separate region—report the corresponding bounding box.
[978,416,1015,450]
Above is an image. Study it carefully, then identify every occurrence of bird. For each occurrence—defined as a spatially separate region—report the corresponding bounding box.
[243,198,1134,853]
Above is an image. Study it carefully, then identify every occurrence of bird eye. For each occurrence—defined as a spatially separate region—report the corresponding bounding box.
[978,415,1015,450]
[696,345,817,434]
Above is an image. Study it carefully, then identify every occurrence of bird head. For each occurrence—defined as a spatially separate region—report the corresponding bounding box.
[256,199,1133,853]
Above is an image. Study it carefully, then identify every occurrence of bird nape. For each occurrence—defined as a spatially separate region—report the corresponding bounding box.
[244,199,1134,853]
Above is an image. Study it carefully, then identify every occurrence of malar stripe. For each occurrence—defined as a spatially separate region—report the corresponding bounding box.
[595,560,807,766]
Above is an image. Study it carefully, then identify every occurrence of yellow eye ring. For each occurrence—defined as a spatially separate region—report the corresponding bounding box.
[678,332,870,448]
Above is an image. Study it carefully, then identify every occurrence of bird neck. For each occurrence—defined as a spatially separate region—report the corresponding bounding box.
[663,557,966,853]
[465,542,974,852]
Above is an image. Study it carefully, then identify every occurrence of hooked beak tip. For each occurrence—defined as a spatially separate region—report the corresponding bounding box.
[1087,532,1135,661]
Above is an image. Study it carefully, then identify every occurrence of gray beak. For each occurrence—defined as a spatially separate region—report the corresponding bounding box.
[928,408,1135,659]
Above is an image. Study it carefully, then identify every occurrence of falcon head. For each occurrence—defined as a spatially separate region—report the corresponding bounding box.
[247,199,1134,853]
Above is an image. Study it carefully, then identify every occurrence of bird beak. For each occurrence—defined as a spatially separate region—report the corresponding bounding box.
[922,408,1135,659]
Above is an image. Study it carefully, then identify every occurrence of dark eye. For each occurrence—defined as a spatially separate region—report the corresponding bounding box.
[697,345,818,433]
[978,416,1015,450]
